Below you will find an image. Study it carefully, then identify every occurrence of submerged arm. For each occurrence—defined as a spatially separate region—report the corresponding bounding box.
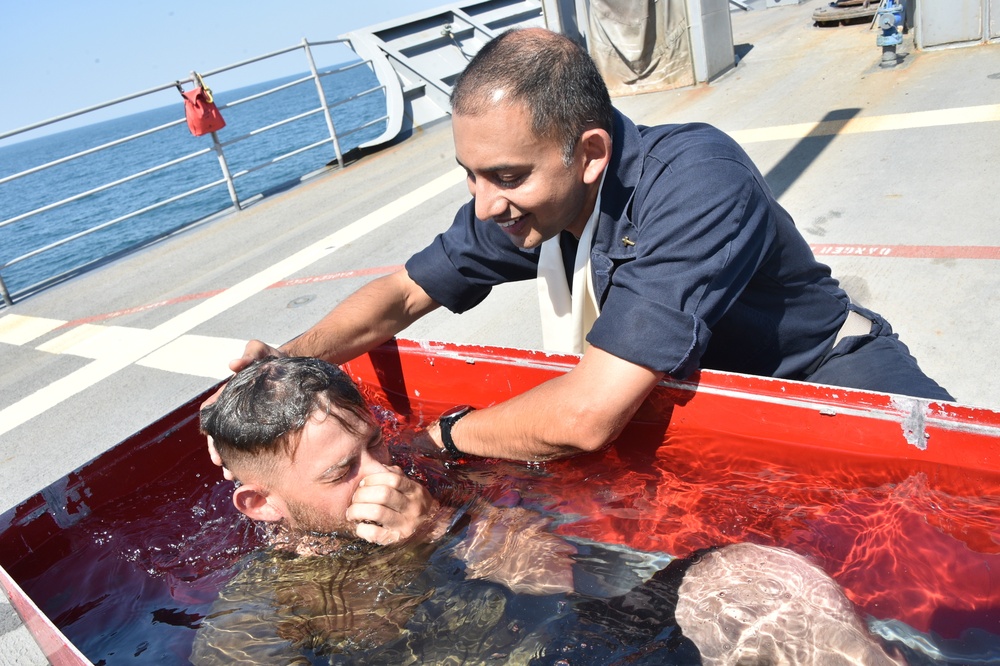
[453,503,577,595]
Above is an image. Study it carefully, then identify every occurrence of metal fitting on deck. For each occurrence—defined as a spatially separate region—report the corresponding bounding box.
[876,0,905,68]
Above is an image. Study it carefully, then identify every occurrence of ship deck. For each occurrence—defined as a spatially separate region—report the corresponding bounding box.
[2,2,1000,660]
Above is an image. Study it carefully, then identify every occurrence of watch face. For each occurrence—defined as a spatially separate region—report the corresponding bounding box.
[441,405,473,421]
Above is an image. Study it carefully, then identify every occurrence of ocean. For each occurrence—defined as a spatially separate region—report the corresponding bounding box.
[0,63,387,299]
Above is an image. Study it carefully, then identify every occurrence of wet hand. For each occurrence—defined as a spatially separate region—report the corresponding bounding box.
[412,424,448,455]
[347,466,440,545]
[229,339,284,374]
[205,435,234,481]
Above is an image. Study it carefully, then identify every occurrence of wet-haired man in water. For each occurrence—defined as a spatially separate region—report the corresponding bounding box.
[194,356,905,665]
[193,356,610,663]
[198,355,576,586]
[199,353,445,548]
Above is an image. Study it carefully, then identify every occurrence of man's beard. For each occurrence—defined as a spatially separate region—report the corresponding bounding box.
[269,503,374,557]
[284,497,357,538]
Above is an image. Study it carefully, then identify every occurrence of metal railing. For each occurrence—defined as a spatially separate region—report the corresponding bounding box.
[0,38,387,307]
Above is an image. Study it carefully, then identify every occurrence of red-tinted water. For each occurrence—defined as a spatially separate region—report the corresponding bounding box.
[9,414,1000,663]
[542,427,1000,640]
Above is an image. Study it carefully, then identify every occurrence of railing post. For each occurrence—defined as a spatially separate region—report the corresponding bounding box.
[302,38,344,169]
[0,272,13,307]
[192,71,241,211]
[211,131,242,211]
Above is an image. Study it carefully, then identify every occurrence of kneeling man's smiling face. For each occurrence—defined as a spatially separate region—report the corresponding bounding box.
[452,98,609,251]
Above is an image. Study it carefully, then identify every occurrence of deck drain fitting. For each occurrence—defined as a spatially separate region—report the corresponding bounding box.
[287,294,316,308]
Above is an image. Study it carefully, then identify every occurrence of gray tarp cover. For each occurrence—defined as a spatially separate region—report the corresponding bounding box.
[588,0,695,95]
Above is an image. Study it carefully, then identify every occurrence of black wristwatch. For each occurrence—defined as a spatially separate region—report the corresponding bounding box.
[438,405,474,456]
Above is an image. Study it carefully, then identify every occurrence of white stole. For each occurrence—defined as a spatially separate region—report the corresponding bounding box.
[536,187,602,354]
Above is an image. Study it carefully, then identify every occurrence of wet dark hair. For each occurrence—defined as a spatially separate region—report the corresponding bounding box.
[450,28,614,163]
[200,356,372,472]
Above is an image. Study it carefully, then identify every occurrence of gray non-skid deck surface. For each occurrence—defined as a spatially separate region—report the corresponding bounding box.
[2,3,999,662]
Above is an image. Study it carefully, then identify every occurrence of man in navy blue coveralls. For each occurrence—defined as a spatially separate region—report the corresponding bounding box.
[226,28,952,464]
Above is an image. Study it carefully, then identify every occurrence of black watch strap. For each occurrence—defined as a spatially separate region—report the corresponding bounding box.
[439,405,474,456]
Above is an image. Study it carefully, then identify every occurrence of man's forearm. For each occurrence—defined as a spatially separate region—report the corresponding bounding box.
[283,270,439,364]
[430,346,664,461]
[449,378,614,460]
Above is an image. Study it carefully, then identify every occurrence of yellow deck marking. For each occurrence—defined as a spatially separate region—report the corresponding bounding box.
[36,324,155,358]
[0,314,66,345]
[729,103,1000,144]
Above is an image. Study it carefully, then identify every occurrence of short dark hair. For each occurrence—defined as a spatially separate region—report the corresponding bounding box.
[200,357,372,475]
[450,28,614,162]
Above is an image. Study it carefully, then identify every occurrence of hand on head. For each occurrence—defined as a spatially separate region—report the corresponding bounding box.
[229,339,285,374]
[202,339,287,481]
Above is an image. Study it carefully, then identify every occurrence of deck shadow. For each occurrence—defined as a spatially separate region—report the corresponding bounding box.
[764,108,861,199]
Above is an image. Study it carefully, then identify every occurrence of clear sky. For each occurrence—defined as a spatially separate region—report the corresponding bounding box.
[0,1,449,136]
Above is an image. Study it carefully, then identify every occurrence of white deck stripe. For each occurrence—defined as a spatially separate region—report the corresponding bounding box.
[136,335,251,379]
[0,167,466,436]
